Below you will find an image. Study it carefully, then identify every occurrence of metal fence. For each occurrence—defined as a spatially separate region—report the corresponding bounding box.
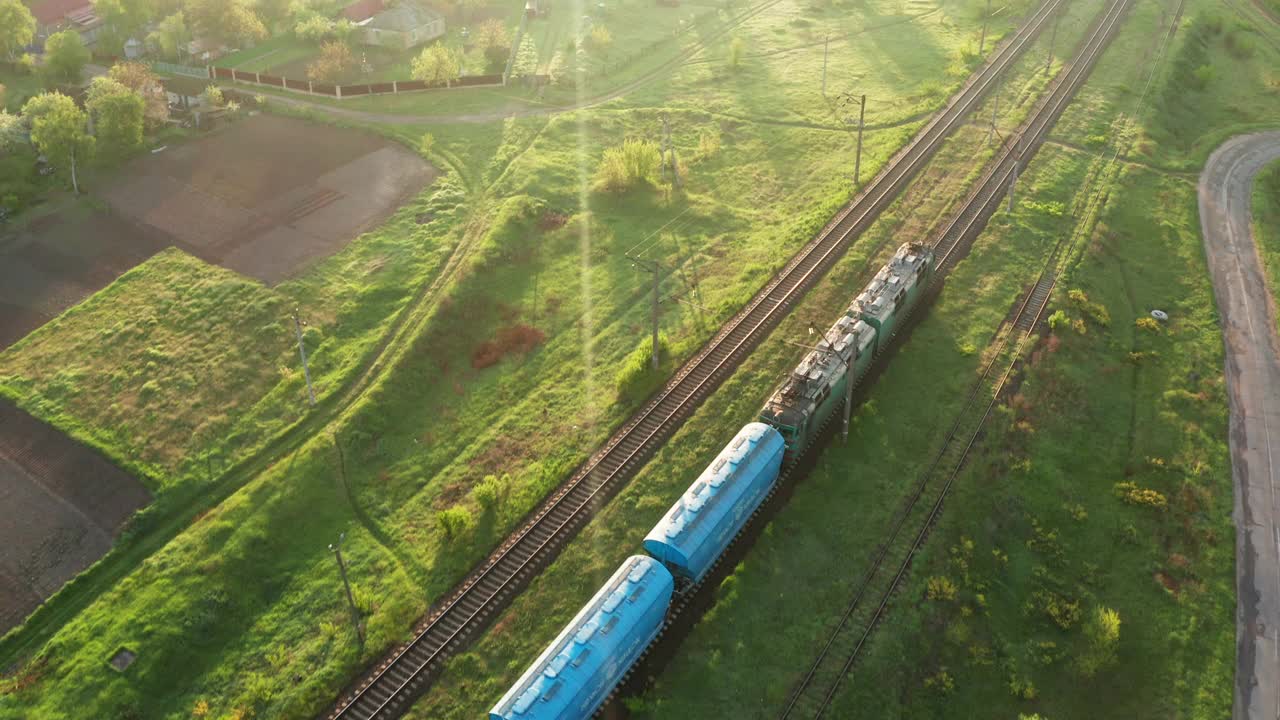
[150,61,210,79]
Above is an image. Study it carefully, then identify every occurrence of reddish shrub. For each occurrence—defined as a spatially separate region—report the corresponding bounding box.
[471,324,547,369]
[539,211,569,231]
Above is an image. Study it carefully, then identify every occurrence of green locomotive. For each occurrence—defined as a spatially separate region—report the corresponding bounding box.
[759,241,935,455]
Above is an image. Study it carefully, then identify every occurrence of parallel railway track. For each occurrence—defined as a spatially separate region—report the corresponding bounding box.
[778,0,1135,716]
[325,2,1071,717]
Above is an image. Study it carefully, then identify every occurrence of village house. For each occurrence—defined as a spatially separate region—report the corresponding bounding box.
[29,0,106,47]
[338,0,447,50]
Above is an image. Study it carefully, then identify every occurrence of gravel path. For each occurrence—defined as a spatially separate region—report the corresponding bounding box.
[1198,131,1280,720]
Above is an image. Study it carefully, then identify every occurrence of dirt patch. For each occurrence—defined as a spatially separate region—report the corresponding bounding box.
[101,114,436,284]
[470,324,546,369]
[0,400,150,634]
[0,114,435,352]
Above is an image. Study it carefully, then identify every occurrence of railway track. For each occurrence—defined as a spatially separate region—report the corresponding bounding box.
[323,3,1071,718]
[778,1,1134,716]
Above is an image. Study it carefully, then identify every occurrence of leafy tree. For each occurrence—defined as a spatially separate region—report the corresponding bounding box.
[146,11,190,60]
[200,84,224,107]
[306,41,352,84]
[729,35,744,68]
[411,45,461,86]
[1078,605,1121,677]
[93,0,152,55]
[476,19,510,72]
[186,0,267,44]
[42,30,91,85]
[588,25,613,56]
[0,0,36,60]
[23,92,94,193]
[294,13,335,41]
[0,111,25,153]
[109,62,169,126]
[87,76,145,160]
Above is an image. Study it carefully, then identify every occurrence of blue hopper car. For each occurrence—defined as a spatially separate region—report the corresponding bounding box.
[489,555,674,720]
[643,423,786,585]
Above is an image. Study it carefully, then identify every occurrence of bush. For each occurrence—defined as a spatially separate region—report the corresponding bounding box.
[1114,481,1167,509]
[436,506,473,538]
[594,138,661,193]
[1134,316,1161,332]
[926,576,958,601]
[615,333,671,403]
[1078,606,1121,677]
[472,474,506,509]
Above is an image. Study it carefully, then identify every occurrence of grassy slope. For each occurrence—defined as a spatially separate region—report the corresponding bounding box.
[637,0,1279,717]
[1254,159,1280,332]
[0,1,1004,718]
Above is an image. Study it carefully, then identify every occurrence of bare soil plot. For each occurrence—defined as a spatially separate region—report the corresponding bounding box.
[100,113,436,284]
[0,400,150,634]
[0,114,434,352]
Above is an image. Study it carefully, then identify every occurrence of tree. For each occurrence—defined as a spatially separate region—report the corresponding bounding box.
[23,93,94,193]
[1077,606,1121,677]
[109,62,169,126]
[411,45,461,86]
[186,0,266,44]
[0,111,25,153]
[729,35,744,68]
[87,76,145,160]
[93,0,152,55]
[588,25,613,56]
[294,13,335,41]
[147,11,190,61]
[476,18,510,72]
[306,41,352,84]
[200,84,224,107]
[43,30,91,85]
[0,0,36,61]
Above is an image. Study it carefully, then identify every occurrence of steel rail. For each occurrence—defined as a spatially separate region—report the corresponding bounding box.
[778,1,1133,716]
[324,3,1069,717]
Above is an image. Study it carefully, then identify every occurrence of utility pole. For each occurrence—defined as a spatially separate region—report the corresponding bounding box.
[821,34,829,97]
[841,342,856,443]
[329,532,364,646]
[839,92,867,189]
[660,113,682,189]
[978,0,992,56]
[1008,159,1018,210]
[986,71,1002,145]
[293,309,316,407]
[626,250,666,372]
[1045,7,1061,76]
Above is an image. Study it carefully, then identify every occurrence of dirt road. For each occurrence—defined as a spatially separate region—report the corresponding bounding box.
[1199,131,1280,720]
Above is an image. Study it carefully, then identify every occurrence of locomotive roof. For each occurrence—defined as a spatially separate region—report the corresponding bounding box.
[652,423,780,545]
[492,555,671,718]
[852,242,933,322]
[761,314,873,424]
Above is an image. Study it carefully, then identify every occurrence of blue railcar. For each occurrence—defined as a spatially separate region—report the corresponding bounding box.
[643,423,786,584]
[489,555,674,720]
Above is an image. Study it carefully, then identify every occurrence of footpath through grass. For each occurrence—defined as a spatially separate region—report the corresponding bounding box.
[637,0,1279,716]
[0,0,1011,716]
[1254,159,1280,332]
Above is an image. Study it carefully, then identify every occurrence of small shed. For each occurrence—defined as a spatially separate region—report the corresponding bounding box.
[123,37,144,59]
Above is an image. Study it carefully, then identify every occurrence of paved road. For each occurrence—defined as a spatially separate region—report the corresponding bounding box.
[1199,131,1280,720]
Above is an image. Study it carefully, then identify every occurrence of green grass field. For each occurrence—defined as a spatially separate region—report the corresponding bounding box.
[0,0,1021,717]
[633,0,1276,716]
[1254,158,1280,333]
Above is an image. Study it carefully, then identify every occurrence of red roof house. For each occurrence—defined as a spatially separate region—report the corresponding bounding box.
[339,0,386,23]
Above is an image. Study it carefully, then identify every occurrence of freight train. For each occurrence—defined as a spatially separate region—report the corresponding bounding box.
[489,242,935,720]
